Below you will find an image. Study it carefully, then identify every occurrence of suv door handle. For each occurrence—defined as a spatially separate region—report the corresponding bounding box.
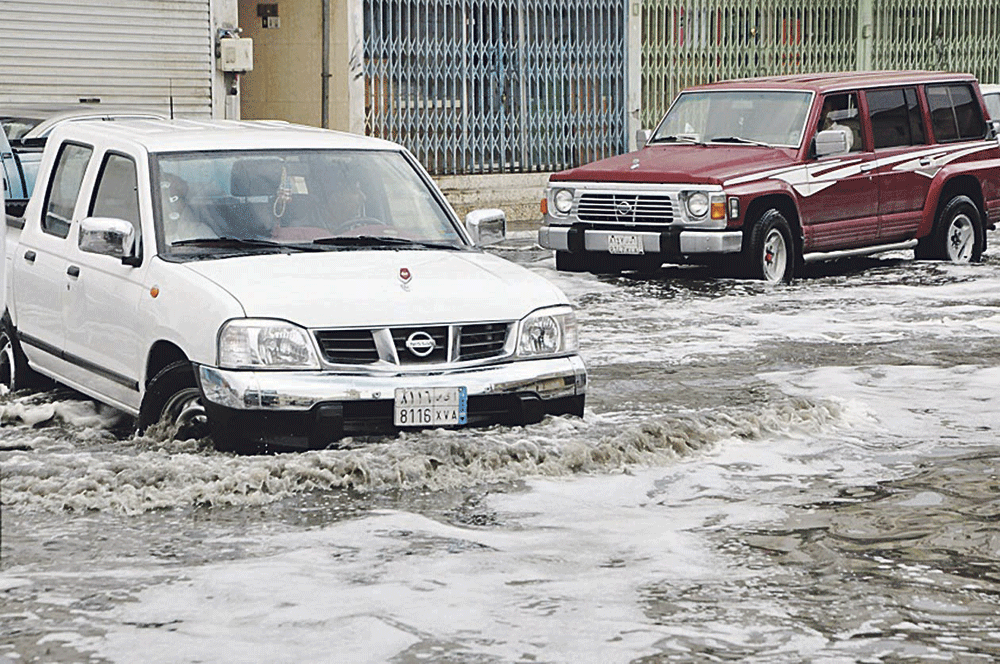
[23,250,36,263]
[67,265,80,278]
[860,163,877,172]
[919,158,933,166]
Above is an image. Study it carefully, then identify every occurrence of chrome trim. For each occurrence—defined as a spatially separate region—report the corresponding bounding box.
[198,355,587,411]
[679,231,744,254]
[802,240,917,264]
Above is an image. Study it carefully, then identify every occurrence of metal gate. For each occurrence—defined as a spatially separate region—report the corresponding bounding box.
[641,0,1000,130]
[364,0,628,175]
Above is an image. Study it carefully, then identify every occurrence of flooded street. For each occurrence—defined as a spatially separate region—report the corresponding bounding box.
[3,232,1000,663]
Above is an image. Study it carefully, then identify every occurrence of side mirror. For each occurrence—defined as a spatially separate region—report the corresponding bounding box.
[79,216,136,261]
[465,208,506,246]
[988,119,1000,139]
[635,129,652,149]
[814,128,852,158]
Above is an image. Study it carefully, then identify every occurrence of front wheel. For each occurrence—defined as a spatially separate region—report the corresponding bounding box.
[916,195,983,263]
[743,209,796,283]
[138,360,210,441]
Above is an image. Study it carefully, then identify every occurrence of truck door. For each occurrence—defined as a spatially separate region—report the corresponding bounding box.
[799,92,880,251]
[12,141,93,374]
[61,150,146,411]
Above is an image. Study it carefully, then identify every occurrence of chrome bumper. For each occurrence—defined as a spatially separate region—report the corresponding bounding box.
[539,225,743,254]
[198,355,587,411]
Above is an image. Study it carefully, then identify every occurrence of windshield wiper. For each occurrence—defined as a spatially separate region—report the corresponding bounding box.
[647,133,704,145]
[709,135,771,147]
[311,235,462,250]
[170,236,324,252]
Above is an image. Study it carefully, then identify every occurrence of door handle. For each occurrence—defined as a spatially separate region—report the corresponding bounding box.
[919,158,932,166]
[23,250,35,263]
[860,163,877,172]
[67,265,80,278]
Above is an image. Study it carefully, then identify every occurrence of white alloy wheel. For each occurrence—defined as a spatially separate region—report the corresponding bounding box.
[761,227,789,283]
[945,213,975,262]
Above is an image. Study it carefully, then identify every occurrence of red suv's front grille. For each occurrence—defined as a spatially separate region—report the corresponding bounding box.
[577,193,676,225]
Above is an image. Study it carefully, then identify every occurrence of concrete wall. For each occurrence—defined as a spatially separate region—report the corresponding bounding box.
[437,173,550,232]
[238,0,323,126]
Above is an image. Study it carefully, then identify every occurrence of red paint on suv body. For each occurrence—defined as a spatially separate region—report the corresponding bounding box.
[540,71,1000,282]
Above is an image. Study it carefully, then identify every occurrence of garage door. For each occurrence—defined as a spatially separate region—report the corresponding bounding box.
[0,0,214,117]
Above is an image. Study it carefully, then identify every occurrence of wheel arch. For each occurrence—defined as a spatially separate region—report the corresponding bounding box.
[743,193,803,253]
[926,175,985,236]
[145,341,190,390]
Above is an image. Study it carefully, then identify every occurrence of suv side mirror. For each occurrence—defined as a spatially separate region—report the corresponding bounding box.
[636,129,652,149]
[988,119,1000,139]
[814,128,852,158]
[79,216,137,262]
[465,208,506,246]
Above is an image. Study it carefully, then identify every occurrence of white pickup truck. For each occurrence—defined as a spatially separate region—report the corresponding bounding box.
[1,119,586,452]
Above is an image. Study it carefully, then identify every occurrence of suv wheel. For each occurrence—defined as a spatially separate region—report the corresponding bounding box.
[0,313,45,393]
[744,209,796,283]
[918,195,983,263]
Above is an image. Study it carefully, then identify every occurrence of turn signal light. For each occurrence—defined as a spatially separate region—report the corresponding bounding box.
[540,197,548,215]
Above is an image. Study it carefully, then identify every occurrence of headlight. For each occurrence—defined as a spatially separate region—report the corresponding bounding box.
[218,319,321,369]
[517,307,579,357]
[553,188,574,214]
[684,191,710,218]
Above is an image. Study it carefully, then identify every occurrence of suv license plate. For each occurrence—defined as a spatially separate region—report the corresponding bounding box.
[394,387,468,427]
[607,233,644,255]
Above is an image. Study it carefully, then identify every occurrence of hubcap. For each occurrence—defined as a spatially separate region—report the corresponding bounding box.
[160,387,209,439]
[762,228,788,283]
[946,214,975,262]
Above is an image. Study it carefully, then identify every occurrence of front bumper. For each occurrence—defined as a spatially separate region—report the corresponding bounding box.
[197,355,587,449]
[539,225,743,255]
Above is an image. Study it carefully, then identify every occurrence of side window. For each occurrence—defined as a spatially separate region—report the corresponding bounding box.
[867,88,925,149]
[43,143,93,238]
[927,84,985,142]
[90,153,140,229]
[817,93,862,152]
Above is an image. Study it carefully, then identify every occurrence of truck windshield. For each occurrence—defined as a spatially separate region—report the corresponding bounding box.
[152,149,466,256]
[650,90,813,148]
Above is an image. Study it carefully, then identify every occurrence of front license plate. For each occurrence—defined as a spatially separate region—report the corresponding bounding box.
[607,233,644,255]
[394,387,468,427]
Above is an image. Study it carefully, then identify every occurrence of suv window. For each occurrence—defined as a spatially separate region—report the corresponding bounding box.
[867,87,926,149]
[817,93,862,152]
[927,83,984,142]
[43,142,93,238]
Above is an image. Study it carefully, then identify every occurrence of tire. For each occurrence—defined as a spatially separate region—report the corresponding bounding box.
[138,360,211,441]
[918,195,983,263]
[743,209,796,283]
[0,313,44,393]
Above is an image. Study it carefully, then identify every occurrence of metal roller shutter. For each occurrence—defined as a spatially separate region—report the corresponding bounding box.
[0,0,214,117]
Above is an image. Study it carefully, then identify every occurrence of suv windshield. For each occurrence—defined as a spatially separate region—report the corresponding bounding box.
[152,149,466,257]
[651,90,813,148]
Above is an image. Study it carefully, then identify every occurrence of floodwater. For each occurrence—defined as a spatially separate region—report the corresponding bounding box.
[3,231,1000,663]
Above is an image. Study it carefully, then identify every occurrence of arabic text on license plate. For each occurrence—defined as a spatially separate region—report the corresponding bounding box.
[394,387,468,427]
[607,233,644,255]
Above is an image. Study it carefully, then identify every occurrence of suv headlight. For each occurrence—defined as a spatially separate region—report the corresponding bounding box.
[516,307,579,357]
[219,319,321,369]
[683,191,710,219]
[553,188,574,214]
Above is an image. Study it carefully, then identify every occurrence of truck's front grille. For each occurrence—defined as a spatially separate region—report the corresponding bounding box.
[458,323,511,361]
[578,193,676,225]
[315,322,513,366]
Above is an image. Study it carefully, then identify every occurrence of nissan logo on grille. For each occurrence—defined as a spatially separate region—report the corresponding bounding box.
[615,197,635,219]
[405,331,436,357]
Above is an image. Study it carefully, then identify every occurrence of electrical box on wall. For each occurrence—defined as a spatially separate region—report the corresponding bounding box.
[219,38,253,72]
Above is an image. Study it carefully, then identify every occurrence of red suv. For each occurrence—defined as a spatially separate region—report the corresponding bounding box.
[539,71,1000,282]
